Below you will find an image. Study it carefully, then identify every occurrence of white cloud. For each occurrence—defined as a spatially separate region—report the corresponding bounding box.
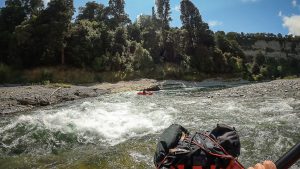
[292,0,297,7]
[208,20,223,27]
[278,11,282,17]
[282,15,300,35]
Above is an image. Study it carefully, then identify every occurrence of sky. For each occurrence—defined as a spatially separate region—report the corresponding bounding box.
[1,0,300,35]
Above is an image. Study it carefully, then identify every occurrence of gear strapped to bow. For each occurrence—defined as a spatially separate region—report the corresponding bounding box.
[154,124,245,169]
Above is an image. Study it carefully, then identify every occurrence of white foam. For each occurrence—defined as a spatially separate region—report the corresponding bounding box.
[7,101,175,145]
[259,99,293,113]
[130,151,152,164]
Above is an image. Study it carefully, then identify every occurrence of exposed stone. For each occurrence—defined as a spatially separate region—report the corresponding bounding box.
[0,79,158,115]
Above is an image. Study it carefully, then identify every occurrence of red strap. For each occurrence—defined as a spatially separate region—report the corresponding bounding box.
[177,165,185,169]
[226,160,245,169]
[193,166,203,169]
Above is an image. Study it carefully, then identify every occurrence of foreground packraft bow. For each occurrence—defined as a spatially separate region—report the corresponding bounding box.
[154,124,300,169]
[154,124,244,169]
[156,132,244,169]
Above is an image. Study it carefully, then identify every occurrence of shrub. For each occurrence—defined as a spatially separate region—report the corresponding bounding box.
[251,63,260,75]
[253,74,263,81]
[260,66,269,77]
[92,57,105,72]
[133,44,153,71]
[0,64,11,83]
[40,69,53,82]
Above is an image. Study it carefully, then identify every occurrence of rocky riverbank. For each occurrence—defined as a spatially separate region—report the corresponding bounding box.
[204,78,300,99]
[1,78,299,115]
[0,79,158,115]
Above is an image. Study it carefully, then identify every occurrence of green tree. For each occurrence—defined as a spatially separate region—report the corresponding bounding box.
[0,0,43,31]
[0,0,27,32]
[212,47,227,73]
[180,0,214,49]
[21,0,44,17]
[65,20,104,68]
[77,1,107,22]
[1,0,44,66]
[127,23,142,42]
[180,0,214,72]
[133,43,153,71]
[254,52,266,66]
[215,31,232,53]
[155,0,171,63]
[11,18,37,67]
[36,0,74,65]
[251,63,260,75]
[108,0,130,28]
[155,0,171,30]
[112,26,128,55]
[0,0,43,64]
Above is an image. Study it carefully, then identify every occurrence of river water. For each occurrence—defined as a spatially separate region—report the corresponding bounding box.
[0,80,299,169]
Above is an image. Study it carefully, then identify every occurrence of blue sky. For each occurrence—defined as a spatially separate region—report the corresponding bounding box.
[1,0,300,35]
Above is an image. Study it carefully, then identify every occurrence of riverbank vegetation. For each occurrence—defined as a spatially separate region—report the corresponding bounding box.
[0,0,299,84]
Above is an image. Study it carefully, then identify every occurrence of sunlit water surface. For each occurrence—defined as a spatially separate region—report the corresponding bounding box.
[0,80,299,169]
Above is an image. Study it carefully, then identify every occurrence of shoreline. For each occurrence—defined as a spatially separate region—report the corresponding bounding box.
[1,78,299,115]
[0,79,158,115]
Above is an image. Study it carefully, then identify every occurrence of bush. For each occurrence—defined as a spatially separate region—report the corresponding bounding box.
[133,44,153,71]
[40,69,53,82]
[92,57,105,72]
[228,57,244,73]
[0,64,11,83]
[253,74,264,81]
[254,52,266,66]
[260,66,269,78]
[251,63,260,75]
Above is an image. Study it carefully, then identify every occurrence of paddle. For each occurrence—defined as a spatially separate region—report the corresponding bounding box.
[275,142,300,169]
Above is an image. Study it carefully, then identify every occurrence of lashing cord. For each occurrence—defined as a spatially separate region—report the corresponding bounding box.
[156,133,244,169]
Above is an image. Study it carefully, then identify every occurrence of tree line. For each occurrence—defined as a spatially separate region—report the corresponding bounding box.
[0,0,299,82]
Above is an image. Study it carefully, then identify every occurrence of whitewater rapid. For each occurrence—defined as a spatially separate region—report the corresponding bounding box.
[0,80,299,168]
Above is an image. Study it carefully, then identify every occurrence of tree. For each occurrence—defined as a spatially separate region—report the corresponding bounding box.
[20,0,44,17]
[212,47,226,73]
[0,0,27,32]
[133,43,153,71]
[0,0,44,31]
[0,0,24,63]
[180,0,214,72]
[152,6,156,20]
[251,63,260,75]
[65,20,104,68]
[108,0,130,28]
[254,52,266,66]
[35,0,74,65]
[155,0,171,30]
[77,1,107,23]
[112,26,128,55]
[180,0,214,49]
[0,0,44,65]
[155,0,171,51]
[127,23,142,42]
[215,31,232,53]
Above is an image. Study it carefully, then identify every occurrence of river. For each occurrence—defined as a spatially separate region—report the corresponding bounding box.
[0,80,299,169]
